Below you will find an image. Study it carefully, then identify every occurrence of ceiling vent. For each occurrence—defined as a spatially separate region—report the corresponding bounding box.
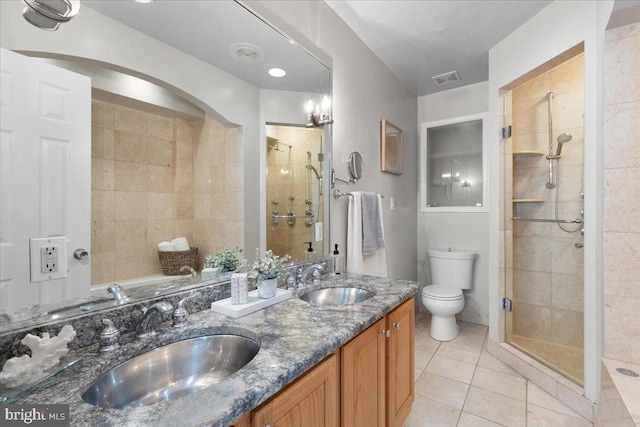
[432,71,462,86]
[228,43,266,64]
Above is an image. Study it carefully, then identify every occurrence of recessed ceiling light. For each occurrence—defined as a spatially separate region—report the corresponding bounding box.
[269,68,286,78]
[135,0,154,3]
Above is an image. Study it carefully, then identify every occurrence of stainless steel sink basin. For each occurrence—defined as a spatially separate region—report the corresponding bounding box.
[82,334,260,409]
[299,286,376,306]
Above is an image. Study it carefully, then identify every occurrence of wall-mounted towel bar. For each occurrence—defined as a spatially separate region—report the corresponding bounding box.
[333,189,384,200]
[511,217,583,224]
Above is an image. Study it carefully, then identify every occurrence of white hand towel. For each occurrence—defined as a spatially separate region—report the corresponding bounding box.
[158,241,176,252]
[171,237,190,251]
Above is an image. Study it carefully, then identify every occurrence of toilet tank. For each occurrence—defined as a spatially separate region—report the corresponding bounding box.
[427,249,476,290]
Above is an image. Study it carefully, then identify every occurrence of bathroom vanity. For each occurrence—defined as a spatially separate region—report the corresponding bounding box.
[4,273,418,427]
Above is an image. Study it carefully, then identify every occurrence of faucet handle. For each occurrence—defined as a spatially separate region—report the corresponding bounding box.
[99,318,120,352]
[173,292,201,327]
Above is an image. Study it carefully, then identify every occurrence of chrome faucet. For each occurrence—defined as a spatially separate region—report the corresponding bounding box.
[298,264,325,286]
[179,265,197,277]
[107,284,130,303]
[137,301,173,338]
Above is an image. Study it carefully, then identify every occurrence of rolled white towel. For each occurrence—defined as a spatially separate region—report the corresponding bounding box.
[158,241,176,252]
[171,237,190,251]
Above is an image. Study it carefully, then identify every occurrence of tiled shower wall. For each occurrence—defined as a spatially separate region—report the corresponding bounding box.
[508,54,585,349]
[91,100,197,284]
[192,116,244,266]
[266,125,324,262]
[603,22,640,365]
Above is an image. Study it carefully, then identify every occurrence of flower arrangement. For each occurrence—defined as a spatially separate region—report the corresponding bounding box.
[205,246,242,273]
[249,249,291,281]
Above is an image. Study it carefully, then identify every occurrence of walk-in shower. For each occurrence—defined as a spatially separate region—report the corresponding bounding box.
[266,125,324,261]
[504,53,585,384]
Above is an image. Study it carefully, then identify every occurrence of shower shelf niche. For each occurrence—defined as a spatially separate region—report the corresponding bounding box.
[513,151,544,158]
[512,198,544,204]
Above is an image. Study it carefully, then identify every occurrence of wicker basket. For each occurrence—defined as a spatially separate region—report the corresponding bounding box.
[158,247,198,275]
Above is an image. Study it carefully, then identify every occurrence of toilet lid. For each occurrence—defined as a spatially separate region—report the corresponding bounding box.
[422,285,463,300]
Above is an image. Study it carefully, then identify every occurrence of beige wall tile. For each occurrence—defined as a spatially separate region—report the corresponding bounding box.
[604,294,640,364]
[604,167,640,233]
[551,309,583,347]
[194,194,210,220]
[194,167,211,195]
[114,161,147,191]
[604,102,640,169]
[91,158,114,190]
[92,127,114,160]
[114,220,146,251]
[513,236,551,272]
[513,303,551,341]
[173,219,194,244]
[114,191,147,220]
[513,73,551,102]
[555,381,596,421]
[552,273,584,312]
[604,232,640,274]
[91,251,114,285]
[91,190,114,221]
[175,192,194,220]
[146,220,174,247]
[91,220,114,253]
[550,54,584,95]
[551,237,584,275]
[92,100,114,128]
[513,269,552,307]
[605,34,640,105]
[147,192,174,220]
[114,105,146,135]
[176,118,195,143]
[147,137,175,168]
[176,140,193,170]
[605,22,640,42]
[114,131,146,164]
[147,113,174,140]
[147,165,174,192]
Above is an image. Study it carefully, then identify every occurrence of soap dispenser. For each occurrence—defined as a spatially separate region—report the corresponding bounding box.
[331,244,345,275]
[304,241,317,261]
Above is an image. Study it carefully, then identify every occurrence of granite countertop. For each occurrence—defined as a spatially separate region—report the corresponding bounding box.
[16,274,419,427]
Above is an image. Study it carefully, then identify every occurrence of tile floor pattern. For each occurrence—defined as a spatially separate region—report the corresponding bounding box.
[405,313,593,427]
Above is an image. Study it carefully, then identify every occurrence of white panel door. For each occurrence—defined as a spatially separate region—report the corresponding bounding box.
[0,48,91,312]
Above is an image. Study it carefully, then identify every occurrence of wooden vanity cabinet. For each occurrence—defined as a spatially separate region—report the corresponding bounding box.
[251,351,340,427]
[341,297,415,427]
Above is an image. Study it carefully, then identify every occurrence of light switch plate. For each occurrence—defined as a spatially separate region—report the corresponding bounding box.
[30,237,67,282]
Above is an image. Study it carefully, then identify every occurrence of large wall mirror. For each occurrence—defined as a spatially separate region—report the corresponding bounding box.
[0,0,331,332]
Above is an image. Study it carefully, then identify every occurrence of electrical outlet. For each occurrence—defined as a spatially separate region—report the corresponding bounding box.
[40,246,59,273]
[30,237,67,282]
[390,197,395,210]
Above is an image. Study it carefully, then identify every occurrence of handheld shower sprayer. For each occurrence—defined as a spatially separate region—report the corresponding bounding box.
[555,133,573,156]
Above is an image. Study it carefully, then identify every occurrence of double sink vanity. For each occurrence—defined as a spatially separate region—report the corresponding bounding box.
[3,270,418,427]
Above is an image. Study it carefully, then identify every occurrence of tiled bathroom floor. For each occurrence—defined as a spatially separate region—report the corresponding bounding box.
[406,313,593,427]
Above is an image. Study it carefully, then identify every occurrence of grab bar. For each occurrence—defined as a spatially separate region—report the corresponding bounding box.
[511,217,583,224]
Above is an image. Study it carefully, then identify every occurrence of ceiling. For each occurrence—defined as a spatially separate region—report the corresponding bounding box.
[81,0,330,94]
[325,0,552,97]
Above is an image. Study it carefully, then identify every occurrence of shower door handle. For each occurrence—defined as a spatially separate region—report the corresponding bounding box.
[575,243,583,249]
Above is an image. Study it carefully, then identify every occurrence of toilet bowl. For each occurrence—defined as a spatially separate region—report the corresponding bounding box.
[422,249,476,341]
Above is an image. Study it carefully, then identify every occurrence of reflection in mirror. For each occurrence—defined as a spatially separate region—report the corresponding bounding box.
[0,0,330,332]
[266,125,325,261]
[420,114,486,212]
[347,152,364,182]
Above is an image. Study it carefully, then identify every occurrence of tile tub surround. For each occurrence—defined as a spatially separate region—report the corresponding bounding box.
[6,274,419,427]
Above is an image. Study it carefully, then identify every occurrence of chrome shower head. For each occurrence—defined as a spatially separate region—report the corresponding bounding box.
[555,133,572,155]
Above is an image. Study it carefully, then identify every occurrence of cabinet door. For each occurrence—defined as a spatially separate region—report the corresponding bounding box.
[387,297,415,427]
[341,318,386,427]
[252,351,339,427]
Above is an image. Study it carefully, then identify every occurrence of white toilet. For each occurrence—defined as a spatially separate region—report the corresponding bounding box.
[422,248,477,341]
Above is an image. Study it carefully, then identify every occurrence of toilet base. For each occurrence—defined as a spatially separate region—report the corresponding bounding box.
[429,315,460,341]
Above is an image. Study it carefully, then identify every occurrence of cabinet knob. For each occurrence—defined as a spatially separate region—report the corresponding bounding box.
[381,329,391,338]
[392,322,401,330]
